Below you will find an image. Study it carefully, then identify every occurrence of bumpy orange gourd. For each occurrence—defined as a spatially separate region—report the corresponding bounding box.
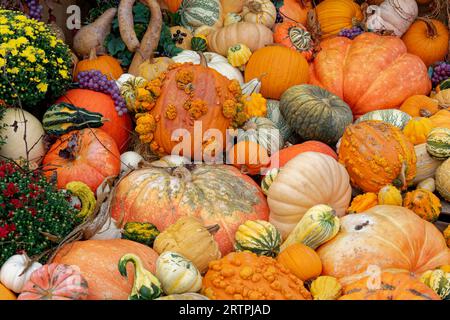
[136,62,244,158]
[310,33,431,118]
[401,18,449,67]
[73,49,123,80]
[202,251,312,300]
[403,188,441,222]
[245,46,309,100]
[402,117,434,145]
[53,239,159,300]
[399,95,439,118]
[347,193,378,214]
[42,128,121,192]
[110,165,269,255]
[314,0,363,38]
[339,272,441,300]
[317,205,450,279]
[276,244,322,281]
[338,121,416,193]
[278,0,312,25]
[228,140,270,175]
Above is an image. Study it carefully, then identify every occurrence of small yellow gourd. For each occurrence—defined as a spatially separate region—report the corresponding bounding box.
[310,276,342,300]
[241,93,267,118]
[347,192,378,214]
[378,185,403,206]
[227,43,252,68]
[280,204,340,251]
[65,181,96,219]
[402,117,434,145]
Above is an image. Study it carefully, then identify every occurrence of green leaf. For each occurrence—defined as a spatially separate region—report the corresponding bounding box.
[158,23,183,58]
[272,0,284,10]
[106,35,126,56]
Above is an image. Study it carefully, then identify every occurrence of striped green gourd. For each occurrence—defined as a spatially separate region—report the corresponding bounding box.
[191,36,207,52]
[237,117,284,155]
[426,127,450,160]
[420,269,450,300]
[42,103,105,135]
[179,0,222,30]
[354,109,412,129]
[261,168,280,195]
[266,99,294,141]
[234,220,282,258]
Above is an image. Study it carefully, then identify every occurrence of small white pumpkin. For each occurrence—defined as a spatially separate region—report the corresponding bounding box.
[156,252,202,295]
[0,108,46,165]
[172,50,244,84]
[0,254,42,293]
[115,73,135,89]
[120,151,144,175]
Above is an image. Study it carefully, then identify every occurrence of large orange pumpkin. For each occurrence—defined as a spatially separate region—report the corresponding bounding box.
[310,33,431,118]
[57,89,132,153]
[110,164,269,255]
[339,272,441,300]
[136,62,243,158]
[42,128,121,191]
[245,46,309,100]
[401,18,449,67]
[278,0,312,25]
[338,120,416,193]
[317,205,450,280]
[52,239,159,300]
[73,49,123,81]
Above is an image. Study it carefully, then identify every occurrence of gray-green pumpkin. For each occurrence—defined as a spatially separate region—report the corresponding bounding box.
[426,127,450,160]
[237,117,284,155]
[266,99,294,141]
[280,85,353,145]
[354,109,412,129]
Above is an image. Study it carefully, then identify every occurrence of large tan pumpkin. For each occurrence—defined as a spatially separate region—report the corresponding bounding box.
[52,239,159,300]
[267,152,352,238]
[111,165,269,255]
[317,205,450,280]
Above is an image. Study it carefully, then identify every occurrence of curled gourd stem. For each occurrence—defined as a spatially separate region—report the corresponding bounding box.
[417,17,438,38]
[172,166,193,182]
[197,51,208,67]
[126,0,163,75]
[206,224,220,235]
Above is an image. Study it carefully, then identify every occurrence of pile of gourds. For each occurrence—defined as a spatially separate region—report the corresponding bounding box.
[0,0,450,301]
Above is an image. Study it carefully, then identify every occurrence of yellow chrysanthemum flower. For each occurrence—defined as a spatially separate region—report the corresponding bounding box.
[37,83,48,93]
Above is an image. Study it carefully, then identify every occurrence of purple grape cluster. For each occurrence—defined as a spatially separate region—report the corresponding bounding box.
[339,27,364,39]
[431,62,450,87]
[25,0,43,21]
[77,70,128,116]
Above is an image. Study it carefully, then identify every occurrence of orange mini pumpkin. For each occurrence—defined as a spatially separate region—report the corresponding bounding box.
[399,95,439,118]
[73,49,123,80]
[245,46,309,100]
[338,121,416,193]
[277,243,322,281]
[310,33,431,118]
[42,128,121,191]
[202,251,312,300]
[273,21,314,61]
[339,272,441,300]
[228,140,270,175]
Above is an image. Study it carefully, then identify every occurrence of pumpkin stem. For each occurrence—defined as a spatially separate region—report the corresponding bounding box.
[393,162,407,189]
[419,108,432,117]
[206,224,220,235]
[172,165,193,182]
[197,51,208,68]
[89,47,97,61]
[247,0,262,13]
[417,17,438,38]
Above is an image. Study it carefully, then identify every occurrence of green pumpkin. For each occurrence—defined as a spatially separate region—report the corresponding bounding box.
[354,109,412,129]
[234,220,282,257]
[261,168,280,196]
[191,36,207,52]
[426,127,450,160]
[237,117,284,155]
[266,100,294,141]
[122,222,160,247]
[420,269,450,300]
[280,84,353,145]
[42,103,105,135]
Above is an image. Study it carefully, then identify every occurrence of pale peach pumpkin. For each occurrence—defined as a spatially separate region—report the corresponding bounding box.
[52,239,159,300]
[310,33,431,118]
[317,205,450,280]
[110,165,269,255]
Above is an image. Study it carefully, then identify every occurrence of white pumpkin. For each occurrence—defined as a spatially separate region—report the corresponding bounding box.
[0,108,46,165]
[120,151,144,175]
[0,254,42,293]
[172,50,244,84]
[151,155,191,168]
[156,252,202,295]
[241,77,262,95]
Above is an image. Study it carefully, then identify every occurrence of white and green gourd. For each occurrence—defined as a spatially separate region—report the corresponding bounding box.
[234,220,282,258]
[179,0,223,30]
[426,127,450,160]
[354,109,412,129]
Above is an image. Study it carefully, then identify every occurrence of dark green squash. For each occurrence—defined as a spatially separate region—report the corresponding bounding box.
[43,103,105,135]
[280,84,353,145]
[191,36,207,52]
[122,222,160,247]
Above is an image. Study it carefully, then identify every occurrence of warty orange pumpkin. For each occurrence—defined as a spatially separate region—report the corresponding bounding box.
[110,164,269,255]
[338,120,416,193]
[317,205,450,280]
[310,33,431,118]
[245,45,309,100]
[52,239,159,300]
